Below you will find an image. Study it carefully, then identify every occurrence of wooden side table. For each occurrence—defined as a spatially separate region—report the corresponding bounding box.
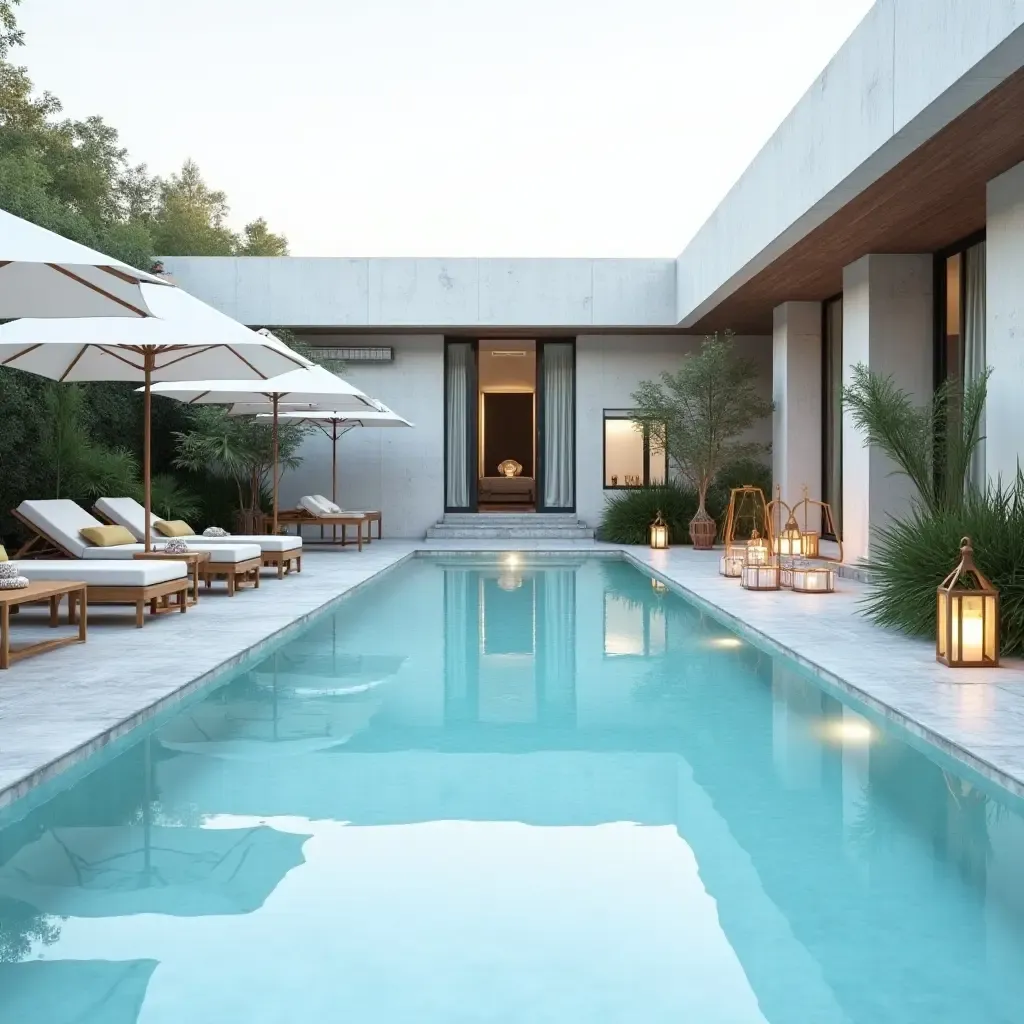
[0,580,88,669]
[132,550,211,607]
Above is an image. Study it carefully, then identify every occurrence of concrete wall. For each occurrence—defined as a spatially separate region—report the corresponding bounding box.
[772,302,823,506]
[675,0,1024,326]
[161,257,678,329]
[841,255,933,563]
[986,159,1024,484]
[278,334,444,538]
[575,335,773,530]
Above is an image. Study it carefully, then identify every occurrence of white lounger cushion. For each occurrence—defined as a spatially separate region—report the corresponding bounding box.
[95,497,301,554]
[81,542,260,563]
[19,559,187,587]
[16,500,260,564]
[300,495,366,519]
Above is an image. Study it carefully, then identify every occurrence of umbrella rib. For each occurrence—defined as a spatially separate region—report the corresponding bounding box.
[46,263,150,317]
[97,346,146,370]
[58,345,90,382]
[158,346,216,369]
[226,345,269,378]
[0,342,42,366]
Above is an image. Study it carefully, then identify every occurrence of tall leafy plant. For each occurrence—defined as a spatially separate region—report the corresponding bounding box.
[842,364,990,514]
[631,333,773,535]
[172,407,310,519]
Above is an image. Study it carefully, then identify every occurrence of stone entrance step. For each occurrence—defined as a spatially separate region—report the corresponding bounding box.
[425,513,594,540]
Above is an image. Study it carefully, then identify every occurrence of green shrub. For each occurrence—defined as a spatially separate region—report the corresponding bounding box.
[863,476,1024,657]
[597,481,699,544]
[707,457,773,521]
[597,458,773,544]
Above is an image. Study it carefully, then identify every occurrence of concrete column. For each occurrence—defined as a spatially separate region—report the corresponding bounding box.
[841,255,933,563]
[772,302,822,507]
[986,160,1024,485]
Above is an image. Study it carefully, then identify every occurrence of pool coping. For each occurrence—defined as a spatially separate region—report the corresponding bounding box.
[622,552,1024,804]
[2,543,1023,816]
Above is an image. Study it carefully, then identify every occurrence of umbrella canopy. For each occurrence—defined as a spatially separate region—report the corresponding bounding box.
[0,286,311,548]
[0,824,307,917]
[155,690,383,761]
[0,959,158,1024]
[149,364,380,530]
[271,406,414,505]
[0,208,168,318]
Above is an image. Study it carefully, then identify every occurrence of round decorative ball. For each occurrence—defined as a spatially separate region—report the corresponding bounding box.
[0,562,20,580]
[203,526,229,537]
[165,538,190,554]
[0,576,30,590]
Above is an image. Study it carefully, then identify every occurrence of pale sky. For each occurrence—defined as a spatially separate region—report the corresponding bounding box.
[18,0,874,257]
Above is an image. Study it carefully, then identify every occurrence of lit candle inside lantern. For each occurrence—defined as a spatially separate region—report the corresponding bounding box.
[960,595,985,662]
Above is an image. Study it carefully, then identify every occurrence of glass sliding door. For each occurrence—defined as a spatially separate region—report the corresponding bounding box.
[444,339,478,511]
[536,339,576,511]
[822,297,843,534]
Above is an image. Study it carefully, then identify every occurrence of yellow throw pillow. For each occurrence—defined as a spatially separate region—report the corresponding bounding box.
[80,525,136,547]
[154,520,195,537]
[0,545,7,561]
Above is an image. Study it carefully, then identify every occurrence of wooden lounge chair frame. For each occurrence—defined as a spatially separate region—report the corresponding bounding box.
[91,504,302,580]
[273,508,372,550]
[11,508,190,627]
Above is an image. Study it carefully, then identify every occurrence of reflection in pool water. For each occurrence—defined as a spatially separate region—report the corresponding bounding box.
[1,557,1023,1023]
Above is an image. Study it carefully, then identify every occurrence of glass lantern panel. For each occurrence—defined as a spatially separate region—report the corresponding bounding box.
[937,591,948,658]
[984,593,998,662]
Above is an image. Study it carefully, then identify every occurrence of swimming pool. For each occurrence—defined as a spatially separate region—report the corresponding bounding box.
[1,555,1023,1022]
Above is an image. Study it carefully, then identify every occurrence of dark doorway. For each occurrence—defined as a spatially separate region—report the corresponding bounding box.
[482,393,534,477]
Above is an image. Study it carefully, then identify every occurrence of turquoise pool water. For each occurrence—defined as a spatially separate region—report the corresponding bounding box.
[2,555,1024,1023]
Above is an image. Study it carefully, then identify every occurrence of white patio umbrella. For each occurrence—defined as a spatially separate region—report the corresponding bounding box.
[0,823,307,917]
[268,406,413,506]
[149,363,379,531]
[0,284,311,549]
[0,958,158,1024]
[0,208,169,318]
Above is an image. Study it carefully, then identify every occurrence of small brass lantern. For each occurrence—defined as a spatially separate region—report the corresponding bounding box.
[775,513,804,557]
[744,530,769,566]
[649,511,670,550]
[937,537,999,668]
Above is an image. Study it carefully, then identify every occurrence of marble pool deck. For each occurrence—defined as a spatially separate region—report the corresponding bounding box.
[1,539,1023,812]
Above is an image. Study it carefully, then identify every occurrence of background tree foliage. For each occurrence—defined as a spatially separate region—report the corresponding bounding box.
[0,0,298,540]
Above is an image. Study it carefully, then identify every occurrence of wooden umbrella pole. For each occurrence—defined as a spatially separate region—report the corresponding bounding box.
[272,393,280,534]
[332,420,338,504]
[143,351,154,552]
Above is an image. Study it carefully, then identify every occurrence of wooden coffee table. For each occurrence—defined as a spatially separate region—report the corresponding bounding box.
[132,550,211,607]
[0,579,88,669]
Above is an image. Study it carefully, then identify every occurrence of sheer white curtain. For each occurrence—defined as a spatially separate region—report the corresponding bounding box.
[445,344,470,508]
[542,343,575,508]
[963,241,987,492]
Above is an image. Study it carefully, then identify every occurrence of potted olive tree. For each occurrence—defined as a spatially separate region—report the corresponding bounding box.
[632,333,773,549]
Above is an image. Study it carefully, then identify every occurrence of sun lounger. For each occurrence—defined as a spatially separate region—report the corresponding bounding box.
[13,500,262,596]
[272,495,378,549]
[94,497,301,579]
[18,560,190,627]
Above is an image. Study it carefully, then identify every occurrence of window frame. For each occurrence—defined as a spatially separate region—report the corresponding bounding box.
[601,410,667,490]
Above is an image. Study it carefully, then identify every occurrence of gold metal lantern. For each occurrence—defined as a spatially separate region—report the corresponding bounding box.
[719,545,746,578]
[791,562,837,594]
[937,537,999,667]
[723,484,773,551]
[744,530,769,566]
[649,511,669,550]
[775,513,804,556]
[741,563,781,590]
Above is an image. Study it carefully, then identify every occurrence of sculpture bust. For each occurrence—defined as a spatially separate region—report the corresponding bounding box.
[498,459,523,478]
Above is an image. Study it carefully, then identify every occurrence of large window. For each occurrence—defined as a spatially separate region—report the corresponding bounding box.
[603,412,667,489]
[822,296,843,534]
